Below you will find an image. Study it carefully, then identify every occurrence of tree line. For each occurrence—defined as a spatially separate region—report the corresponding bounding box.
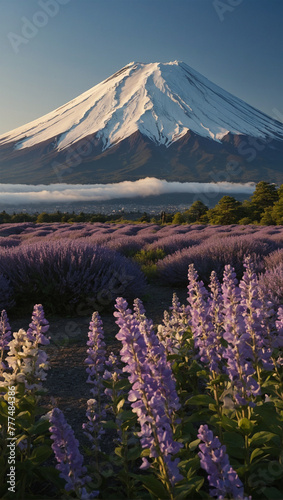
[0,182,282,225]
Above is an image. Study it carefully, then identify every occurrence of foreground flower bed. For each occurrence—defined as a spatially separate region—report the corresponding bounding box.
[0,257,283,499]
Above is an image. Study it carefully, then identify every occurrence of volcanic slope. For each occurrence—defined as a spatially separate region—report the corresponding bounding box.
[0,61,282,183]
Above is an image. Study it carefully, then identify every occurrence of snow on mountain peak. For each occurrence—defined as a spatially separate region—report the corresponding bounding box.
[1,61,282,153]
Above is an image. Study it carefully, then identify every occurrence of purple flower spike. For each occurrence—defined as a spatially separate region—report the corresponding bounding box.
[0,310,12,350]
[187,265,222,373]
[0,310,12,372]
[222,265,260,405]
[85,311,106,392]
[49,408,98,498]
[114,297,183,486]
[27,304,50,345]
[240,256,273,371]
[83,312,107,451]
[276,307,283,342]
[198,424,250,500]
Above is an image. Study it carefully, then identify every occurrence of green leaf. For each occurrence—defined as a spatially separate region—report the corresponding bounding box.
[139,448,150,458]
[30,445,52,465]
[140,475,170,499]
[114,446,124,458]
[223,432,244,447]
[127,445,142,461]
[189,439,201,451]
[16,434,29,446]
[189,476,205,492]
[222,431,245,459]
[179,456,199,473]
[0,400,8,417]
[119,409,136,421]
[238,417,254,435]
[29,417,50,436]
[250,432,281,447]
[114,379,130,391]
[250,448,265,463]
[186,394,216,406]
[219,415,238,432]
[103,420,117,430]
[15,383,26,398]
[16,410,33,431]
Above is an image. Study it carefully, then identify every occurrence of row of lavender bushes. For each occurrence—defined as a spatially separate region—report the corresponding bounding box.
[0,223,283,313]
[0,257,283,499]
[0,241,147,314]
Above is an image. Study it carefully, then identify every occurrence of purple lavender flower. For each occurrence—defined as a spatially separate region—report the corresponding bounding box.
[49,408,98,498]
[83,312,106,451]
[187,265,222,373]
[85,312,106,392]
[198,424,250,500]
[239,256,273,371]
[0,310,12,372]
[276,307,283,339]
[114,297,183,486]
[27,304,50,345]
[222,265,260,406]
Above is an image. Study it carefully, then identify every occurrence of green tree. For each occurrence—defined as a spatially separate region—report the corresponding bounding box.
[250,181,279,221]
[270,197,283,225]
[172,212,185,224]
[183,200,208,223]
[36,212,51,223]
[207,196,243,225]
[260,207,276,225]
[138,212,151,223]
[0,211,11,223]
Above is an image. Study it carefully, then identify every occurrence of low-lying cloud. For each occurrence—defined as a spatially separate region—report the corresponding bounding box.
[0,178,255,205]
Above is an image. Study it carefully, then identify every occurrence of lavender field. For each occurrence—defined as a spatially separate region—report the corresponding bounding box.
[0,223,283,499]
[0,222,282,313]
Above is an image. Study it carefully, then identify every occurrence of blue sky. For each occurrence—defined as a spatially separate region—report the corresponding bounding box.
[0,0,282,135]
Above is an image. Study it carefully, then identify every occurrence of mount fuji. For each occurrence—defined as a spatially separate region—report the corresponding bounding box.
[0,61,282,184]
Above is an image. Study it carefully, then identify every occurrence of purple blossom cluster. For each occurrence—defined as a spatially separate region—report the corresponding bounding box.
[198,424,250,500]
[0,309,12,374]
[114,297,183,485]
[187,265,223,374]
[187,257,282,406]
[49,407,98,499]
[83,312,107,451]
[27,304,50,345]
[221,264,260,406]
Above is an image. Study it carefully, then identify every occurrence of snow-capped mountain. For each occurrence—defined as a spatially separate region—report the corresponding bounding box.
[0,61,282,184]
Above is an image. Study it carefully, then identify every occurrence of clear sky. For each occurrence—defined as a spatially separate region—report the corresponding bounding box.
[0,0,282,135]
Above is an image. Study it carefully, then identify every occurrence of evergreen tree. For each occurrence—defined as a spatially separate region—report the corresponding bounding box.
[250,181,279,221]
[184,200,208,223]
[207,196,243,225]
[172,212,185,224]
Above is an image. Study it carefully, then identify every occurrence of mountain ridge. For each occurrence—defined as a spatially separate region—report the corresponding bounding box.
[0,61,282,184]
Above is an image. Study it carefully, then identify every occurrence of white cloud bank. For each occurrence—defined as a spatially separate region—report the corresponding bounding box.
[0,178,255,205]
